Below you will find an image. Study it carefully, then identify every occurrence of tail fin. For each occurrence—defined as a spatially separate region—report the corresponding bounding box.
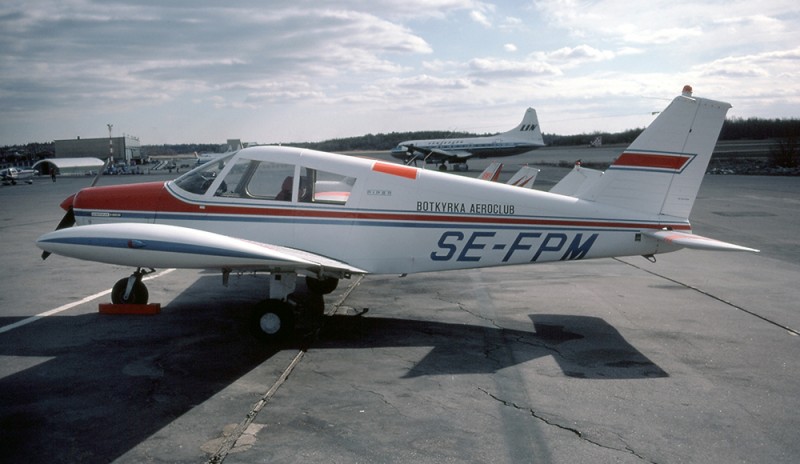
[577,86,730,219]
[550,164,603,197]
[506,165,539,188]
[503,108,544,145]
[478,161,503,181]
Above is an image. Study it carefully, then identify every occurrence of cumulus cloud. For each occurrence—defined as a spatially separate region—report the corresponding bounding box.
[543,45,616,64]
[0,3,434,113]
[694,47,800,79]
[470,10,492,26]
[468,57,562,78]
[0,0,797,144]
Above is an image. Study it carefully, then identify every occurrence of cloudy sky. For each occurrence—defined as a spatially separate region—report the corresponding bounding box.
[1,1,798,146]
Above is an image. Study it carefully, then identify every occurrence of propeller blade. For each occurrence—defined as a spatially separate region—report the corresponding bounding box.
[90,157,112,187]
[55,207,75,230]
[41,207,75,260]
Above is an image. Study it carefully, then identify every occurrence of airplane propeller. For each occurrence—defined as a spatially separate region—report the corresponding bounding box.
[41,157,110,260]
[403,144,424,166]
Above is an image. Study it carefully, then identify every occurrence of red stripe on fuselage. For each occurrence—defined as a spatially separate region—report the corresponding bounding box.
[614,152,691,170]
[73,181,168,211]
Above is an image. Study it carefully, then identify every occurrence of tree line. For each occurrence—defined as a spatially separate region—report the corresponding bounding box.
[3,117,798,162]
[275,117,800,152]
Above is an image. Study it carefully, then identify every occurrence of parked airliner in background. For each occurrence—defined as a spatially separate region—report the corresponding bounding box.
[390,108,545,170]
[195,139,244,165]
[37,86,757,343]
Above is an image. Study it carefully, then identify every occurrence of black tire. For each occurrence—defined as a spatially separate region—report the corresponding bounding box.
[306,276,339,295]
[111,278,149,304]
[252,300,295,343]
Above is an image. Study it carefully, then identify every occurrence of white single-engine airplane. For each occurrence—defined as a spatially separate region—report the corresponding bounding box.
[37,86,757,342]
[1,166,37,185]
[390,107,545,170]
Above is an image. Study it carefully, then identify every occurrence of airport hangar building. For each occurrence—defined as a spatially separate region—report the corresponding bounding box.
[54,135,142,164]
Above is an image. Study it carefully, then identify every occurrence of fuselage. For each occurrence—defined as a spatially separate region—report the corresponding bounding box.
[68,146,686,275]
[1,167,36,182]
[390,135,541,163]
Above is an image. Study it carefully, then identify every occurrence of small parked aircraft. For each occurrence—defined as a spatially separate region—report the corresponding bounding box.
[390,107,545,170]
[37,86,757,342]
[1,166,37,185]
[478,161,539,188]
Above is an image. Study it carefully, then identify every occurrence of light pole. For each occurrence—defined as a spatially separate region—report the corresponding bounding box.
[107,124,114,163]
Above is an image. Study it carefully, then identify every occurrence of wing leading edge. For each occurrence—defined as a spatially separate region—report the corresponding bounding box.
[36,223,367,278]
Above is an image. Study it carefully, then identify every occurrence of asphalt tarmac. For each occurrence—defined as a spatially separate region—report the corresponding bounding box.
[1,149,799,463]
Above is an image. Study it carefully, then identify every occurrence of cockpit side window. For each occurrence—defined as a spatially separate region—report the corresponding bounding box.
[173,156,232,195]
[214,158,255,198]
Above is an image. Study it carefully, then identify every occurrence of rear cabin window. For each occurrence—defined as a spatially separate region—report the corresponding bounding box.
[303,169,355,205]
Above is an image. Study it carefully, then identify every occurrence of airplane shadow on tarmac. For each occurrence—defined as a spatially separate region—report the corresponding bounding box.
[316,313,668,380]
[0,274,665,464]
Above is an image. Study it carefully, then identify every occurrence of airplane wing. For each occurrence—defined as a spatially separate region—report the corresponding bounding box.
[36,222,367,279]
[644,230,759,252]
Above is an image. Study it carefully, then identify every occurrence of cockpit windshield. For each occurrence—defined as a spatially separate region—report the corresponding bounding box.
[172,154,235,195]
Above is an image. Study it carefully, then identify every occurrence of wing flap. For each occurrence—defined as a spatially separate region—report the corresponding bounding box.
[644,230,759,252]
[36,223,367,277]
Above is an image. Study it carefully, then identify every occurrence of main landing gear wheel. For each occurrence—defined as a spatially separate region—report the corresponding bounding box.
[253,300,295,343]
[111,278,149,304]
[305,276,339,295]
[110,268,153,304]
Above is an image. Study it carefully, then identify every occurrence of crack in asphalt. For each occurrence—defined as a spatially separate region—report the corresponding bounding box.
[205,276,364,464]
[454,301,503,329]
[615,258,799,337]
[478,387,657,463]
[349,384,404,415]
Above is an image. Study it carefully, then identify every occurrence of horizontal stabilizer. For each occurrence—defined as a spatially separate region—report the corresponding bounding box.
[644,230,759,252]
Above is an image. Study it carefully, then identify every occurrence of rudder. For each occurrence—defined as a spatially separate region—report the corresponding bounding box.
[504,108,544,145]
[577,87,730,220]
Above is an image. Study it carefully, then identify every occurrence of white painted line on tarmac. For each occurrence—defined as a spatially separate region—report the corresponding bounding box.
[0,268,176,335]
